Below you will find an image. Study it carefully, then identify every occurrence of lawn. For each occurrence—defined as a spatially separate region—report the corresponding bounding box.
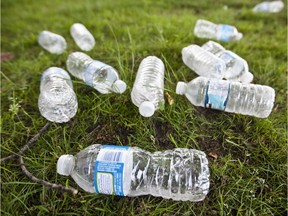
[1,0,287,215]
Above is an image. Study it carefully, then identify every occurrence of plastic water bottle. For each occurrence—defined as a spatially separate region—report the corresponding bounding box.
[253,1,284,13]
[57,144,210,201]
[176,77,275,118]
[201,40,225,55]
[70,23,95,51]
[194,19,243,42]
[38,67,78,123]
[66,52,126,94]
[131,56,165,117]
[201,41,254,83]
[38,31,67,54]
[182,44,226,79]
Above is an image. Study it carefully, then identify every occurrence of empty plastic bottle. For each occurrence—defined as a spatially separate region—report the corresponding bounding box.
[182,44,226,79]
[194,19,243,42]
[66,52,126,94]
[176,77,275,118]
[38,31,67,54]
[201,41,254,83]
[253,1,284,13]
[201,40,225,55]
[57,144,210,201]
[70,23,95,51]
[38,67,78,123]
[131,56,165,117]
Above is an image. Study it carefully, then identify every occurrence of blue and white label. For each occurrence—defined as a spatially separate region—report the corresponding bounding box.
[217,25,234,42]
[204,79,230,111]
[94,145,129,196]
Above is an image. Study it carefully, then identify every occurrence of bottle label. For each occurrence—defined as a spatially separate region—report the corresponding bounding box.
[204,79,230,111]
[94,145,129,196]
[217,25,234,42]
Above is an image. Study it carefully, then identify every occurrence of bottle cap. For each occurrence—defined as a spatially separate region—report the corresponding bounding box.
[57,155,75,176]
[112,80,127,94]
[235,33,243,41]
[240,72,254,83]
[139,101,155,117]
[176,82,187,95]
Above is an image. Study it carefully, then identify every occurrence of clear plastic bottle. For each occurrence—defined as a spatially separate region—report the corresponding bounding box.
[182,44,226,79]
[38,31,67,54]
[201,41,253,83]
[57,144,210,202]
[66,52,126,94]
[194,19,243,42]
[176,77,275,118]
[253,1,284,13]
[201,40,225,55]
[70,23,95,51]
[131,56,165,117]
[38,67,78,123]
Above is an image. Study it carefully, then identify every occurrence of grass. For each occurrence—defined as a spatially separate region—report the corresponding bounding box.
[1,0,287,215]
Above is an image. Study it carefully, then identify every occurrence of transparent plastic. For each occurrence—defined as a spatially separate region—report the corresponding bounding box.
[253,1,284,13]
[38,31,67,54]
[194,19,243,42]
[176,77,275,118]
[70,23,95,51]
[201,40,225,55]
[38,67,78,123]
[201,41,253,83]
[66,52,126,94]
[182,44,226,79]
[131,56,165,117]
[57,144,210,202]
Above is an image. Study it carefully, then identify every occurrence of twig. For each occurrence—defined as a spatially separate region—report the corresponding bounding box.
[0,122,50,163]
[19,156,78,195]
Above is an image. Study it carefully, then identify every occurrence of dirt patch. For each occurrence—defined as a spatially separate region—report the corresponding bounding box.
[83,121,134,145]
[152,119,176,150]
[198,137,228,157]
[1,52,14,62]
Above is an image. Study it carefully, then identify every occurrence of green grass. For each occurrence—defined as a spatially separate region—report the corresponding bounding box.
[1,0,287,215]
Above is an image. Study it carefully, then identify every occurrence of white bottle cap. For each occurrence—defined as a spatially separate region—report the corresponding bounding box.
[57,155,75,176]
[139,101,155,117]
[240,72,254,83]
[112,80,127,94]
[176,82,188,95]
[235,33,243,41]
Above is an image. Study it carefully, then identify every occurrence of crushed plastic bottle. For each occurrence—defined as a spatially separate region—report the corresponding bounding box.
[38,31,67,54]
[253,1,284,13]
[57,144,210,201]
[38,67,78,123]
[201,41,254,83]
[194,19,243,42]
[66,52,126,94]
[70,23,95,51]
[131,56,165,117]
[182,44,226,79]
[176,77,275,118]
